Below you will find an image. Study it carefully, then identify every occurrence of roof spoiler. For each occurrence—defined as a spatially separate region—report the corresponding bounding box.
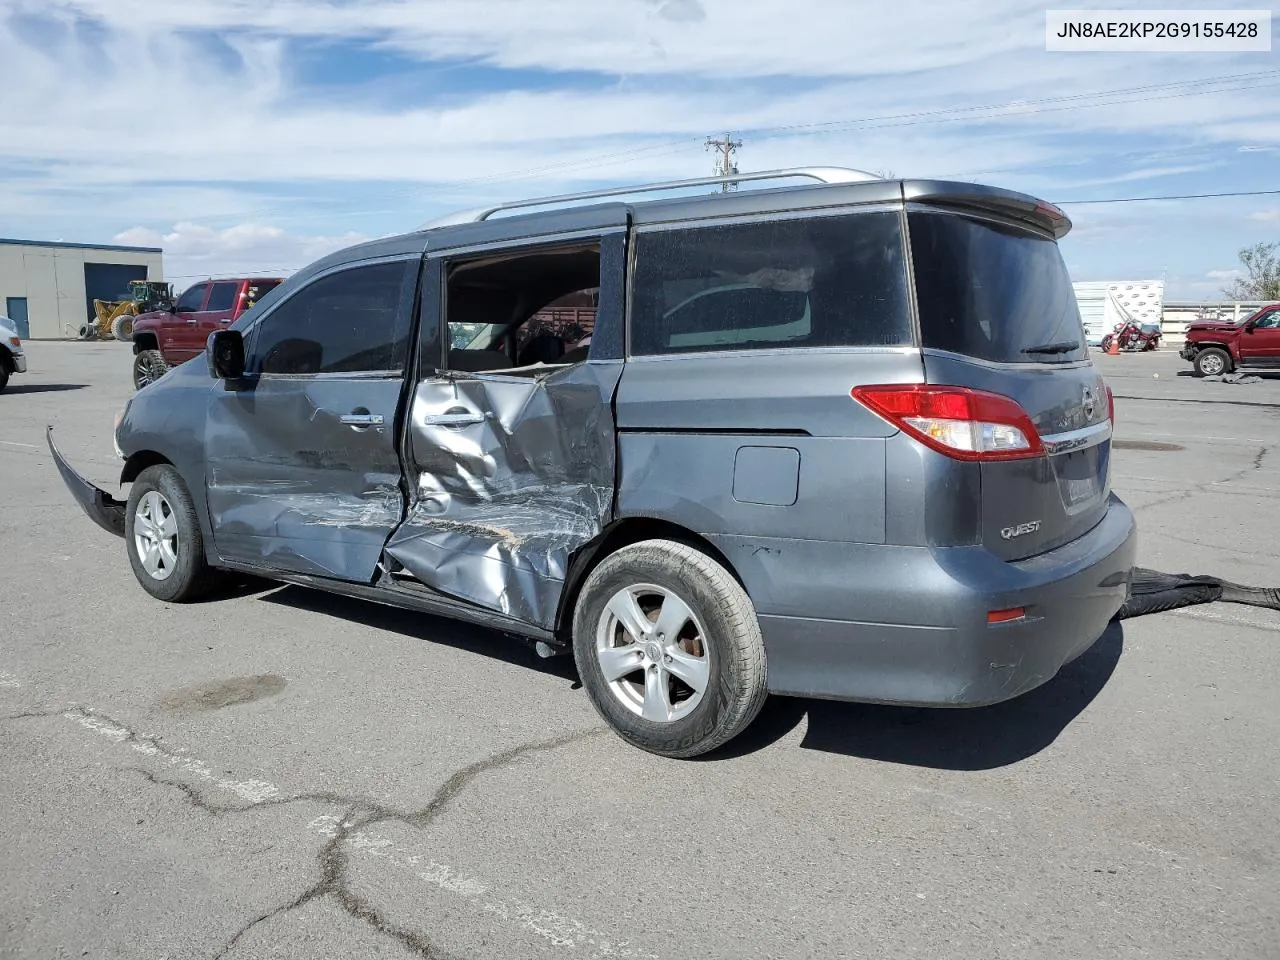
[902,181,1073,239]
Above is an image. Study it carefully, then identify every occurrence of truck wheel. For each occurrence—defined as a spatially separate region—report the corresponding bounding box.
[132,349,168,390]
[125,465,218,603]
[112,314,134,341]
[1193,347,1232,377]
[0,357,9,393]
[572,539,768,759]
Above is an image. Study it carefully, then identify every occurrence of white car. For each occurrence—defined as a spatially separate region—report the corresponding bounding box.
[0,314,28,392]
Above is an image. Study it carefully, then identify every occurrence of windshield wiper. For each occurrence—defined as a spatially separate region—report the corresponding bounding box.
[1022,340,1079,355]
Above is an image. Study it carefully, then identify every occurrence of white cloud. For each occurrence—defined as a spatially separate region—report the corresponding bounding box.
[111,223,370,285]
[0,0,1276,289]
[1248,209,1280,223]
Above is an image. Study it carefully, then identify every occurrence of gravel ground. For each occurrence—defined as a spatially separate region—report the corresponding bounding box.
[1,341,1277,960]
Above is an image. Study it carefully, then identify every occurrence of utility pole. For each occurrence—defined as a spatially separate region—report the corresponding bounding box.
[705,133,742,191]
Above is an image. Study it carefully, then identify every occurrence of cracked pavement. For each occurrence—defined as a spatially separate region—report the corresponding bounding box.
[2,344,1279,960]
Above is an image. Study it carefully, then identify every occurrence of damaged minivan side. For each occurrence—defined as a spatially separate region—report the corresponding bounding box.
[50,167,1137,758]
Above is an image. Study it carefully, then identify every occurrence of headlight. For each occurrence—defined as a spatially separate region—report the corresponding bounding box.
[113,402,130,460]
[7,336,19,348]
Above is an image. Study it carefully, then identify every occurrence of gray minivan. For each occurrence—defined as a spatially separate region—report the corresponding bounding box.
[50,167,1136,758]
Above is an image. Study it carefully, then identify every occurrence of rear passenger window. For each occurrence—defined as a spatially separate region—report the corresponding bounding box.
[251,261,411,376]
[630,211,911,355]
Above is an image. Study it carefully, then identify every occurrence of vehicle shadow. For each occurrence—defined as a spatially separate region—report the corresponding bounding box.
[256,585,1122,769]
[258,585,581,683]
[707,622,1125,770]
[4,383,88,394]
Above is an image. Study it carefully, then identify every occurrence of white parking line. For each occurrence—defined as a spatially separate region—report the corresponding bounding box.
[308,815,658,958]
[58,707,657,958]
[65,709,281,804]
[0,439,39,449]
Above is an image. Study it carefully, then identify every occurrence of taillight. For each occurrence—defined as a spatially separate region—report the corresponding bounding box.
[850,384,1044,461]
[1105,382,1115,423]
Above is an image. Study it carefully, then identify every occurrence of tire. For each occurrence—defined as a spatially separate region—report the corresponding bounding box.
[1193,347,1232,377]
[124,465,218,602]
[132,349,169,390]
[572,539,768,759]
[78,323,94,340]
[0,359,9,394]
[112,314,134,341]
[1100,335,1113,352]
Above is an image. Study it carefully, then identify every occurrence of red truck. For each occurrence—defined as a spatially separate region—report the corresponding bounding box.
[131,277,283,389]
[1180,302,1280,377]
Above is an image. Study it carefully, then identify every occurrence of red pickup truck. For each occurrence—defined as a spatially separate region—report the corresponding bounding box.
[131,277,283,389]
[1180,303,1280,377]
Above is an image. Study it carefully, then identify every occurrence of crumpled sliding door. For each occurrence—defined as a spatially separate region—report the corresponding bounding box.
[385,361,621,629]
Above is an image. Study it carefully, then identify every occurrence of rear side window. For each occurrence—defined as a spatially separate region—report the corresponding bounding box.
[630,211,911,355]
[250,261,411,375]
[909,211,1088,364]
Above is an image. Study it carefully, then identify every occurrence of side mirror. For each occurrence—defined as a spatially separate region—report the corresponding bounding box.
[207,330,246,380]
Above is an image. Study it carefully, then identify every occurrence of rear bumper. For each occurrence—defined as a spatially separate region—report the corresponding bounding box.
[46,426,126,538]
[711,494,1137,707]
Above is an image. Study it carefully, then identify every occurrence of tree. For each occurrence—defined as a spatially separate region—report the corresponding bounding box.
[1221,241,1280,300]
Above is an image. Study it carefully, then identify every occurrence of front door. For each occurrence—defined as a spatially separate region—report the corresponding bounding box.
[1243,308,1280,364]
[384,229,627,630]
[5,298,29,338]
[168,282,210,360]
[197,280,242,345]
[205,257,419,580]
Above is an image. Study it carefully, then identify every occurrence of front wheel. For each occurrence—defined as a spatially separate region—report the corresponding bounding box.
[132,349,168,390]
[125,465,218,602]
[572,539,768,759]
[0,360,9,393]
[1193,347,1232,377]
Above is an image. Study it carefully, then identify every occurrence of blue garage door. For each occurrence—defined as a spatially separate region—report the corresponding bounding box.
[84,262,149,320]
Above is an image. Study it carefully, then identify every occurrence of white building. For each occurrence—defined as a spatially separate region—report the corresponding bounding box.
[1072,280,1165,345]
[0,238,165,340]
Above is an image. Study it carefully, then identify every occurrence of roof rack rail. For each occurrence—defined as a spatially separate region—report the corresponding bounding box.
[418,166,883,230]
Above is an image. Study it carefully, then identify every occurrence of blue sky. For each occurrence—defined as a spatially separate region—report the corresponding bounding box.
[1,0,1277,298]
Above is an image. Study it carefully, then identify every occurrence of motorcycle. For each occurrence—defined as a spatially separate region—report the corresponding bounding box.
[1100,320,1161,353]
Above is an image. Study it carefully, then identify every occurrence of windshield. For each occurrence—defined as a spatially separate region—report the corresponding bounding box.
[909,210,1088,364]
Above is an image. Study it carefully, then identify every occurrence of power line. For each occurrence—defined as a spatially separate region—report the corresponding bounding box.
[1058,188,1280,205]
[447,69,1280,187]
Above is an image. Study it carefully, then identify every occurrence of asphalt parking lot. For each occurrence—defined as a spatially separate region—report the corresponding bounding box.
[2,342,1277,960]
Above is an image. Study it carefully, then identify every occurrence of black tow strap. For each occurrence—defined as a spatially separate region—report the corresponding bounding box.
[1113,567,1280,620]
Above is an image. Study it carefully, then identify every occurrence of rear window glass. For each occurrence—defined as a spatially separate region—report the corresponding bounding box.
[630,211,911,355]
[909,211,1087,364]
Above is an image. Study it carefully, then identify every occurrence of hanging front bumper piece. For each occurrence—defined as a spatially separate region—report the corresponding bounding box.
[47,426,126,538]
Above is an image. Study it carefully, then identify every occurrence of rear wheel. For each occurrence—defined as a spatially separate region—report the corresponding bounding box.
[1193,347,1231,377]
[125,465,218,602]
[112,314,135,341]
[572,539,768,758]
[132,349,168,390]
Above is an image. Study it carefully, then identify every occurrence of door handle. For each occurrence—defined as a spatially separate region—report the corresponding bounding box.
[422,412,487,427]
[340,413,384,427]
